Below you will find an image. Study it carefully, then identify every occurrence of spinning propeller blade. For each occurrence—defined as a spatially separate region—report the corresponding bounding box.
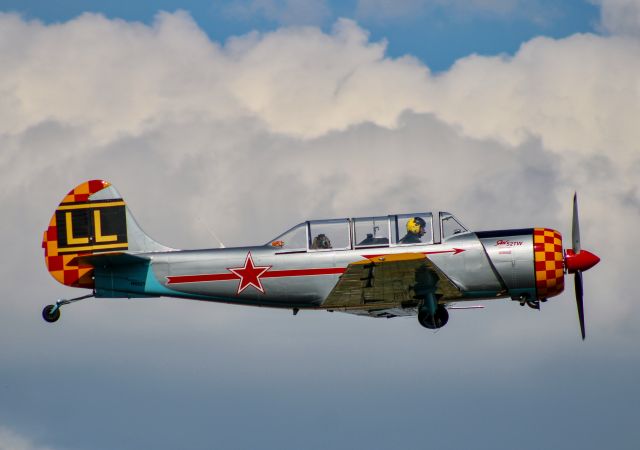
[566,193,599,340]
[572,193,581,253]
[574,270,585,340]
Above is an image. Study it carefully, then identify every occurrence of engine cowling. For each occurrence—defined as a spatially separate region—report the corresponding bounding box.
[478,228,565,301]
[532,228,565,300]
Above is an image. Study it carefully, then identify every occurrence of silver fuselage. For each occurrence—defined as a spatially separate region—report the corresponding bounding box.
[94,230,539,309]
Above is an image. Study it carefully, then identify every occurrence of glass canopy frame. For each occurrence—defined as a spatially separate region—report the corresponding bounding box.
[267,212,469,253]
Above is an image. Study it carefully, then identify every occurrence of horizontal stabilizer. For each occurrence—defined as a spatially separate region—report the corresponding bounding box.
[71,252,150,268]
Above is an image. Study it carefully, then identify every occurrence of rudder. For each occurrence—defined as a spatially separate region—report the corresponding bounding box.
[42,180,172,288]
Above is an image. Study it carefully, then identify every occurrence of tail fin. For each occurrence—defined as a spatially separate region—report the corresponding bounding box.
[42,180,173,288]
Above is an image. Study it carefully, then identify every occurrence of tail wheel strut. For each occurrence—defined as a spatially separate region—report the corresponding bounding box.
[42,293,95,323]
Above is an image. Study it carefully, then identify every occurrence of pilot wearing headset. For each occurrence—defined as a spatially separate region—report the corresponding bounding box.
[400,217,427,244]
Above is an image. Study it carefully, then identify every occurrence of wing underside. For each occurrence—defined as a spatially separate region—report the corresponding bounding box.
[322,253,461,318]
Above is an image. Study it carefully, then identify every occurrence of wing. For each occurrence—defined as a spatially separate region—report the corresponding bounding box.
[322,253,461,317]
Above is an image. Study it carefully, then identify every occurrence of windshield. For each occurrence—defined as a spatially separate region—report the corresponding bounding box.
[440,212,469,240]
[267,223,307,252]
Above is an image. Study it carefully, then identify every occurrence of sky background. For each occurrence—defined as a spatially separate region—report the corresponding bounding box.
[0,1,639,449]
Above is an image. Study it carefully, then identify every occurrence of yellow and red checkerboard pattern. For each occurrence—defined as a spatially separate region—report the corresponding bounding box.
[42,180,111,288]
[533,228,565,299]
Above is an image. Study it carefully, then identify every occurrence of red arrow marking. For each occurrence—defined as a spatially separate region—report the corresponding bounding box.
[426,248,466,255]
[363,248,465,259]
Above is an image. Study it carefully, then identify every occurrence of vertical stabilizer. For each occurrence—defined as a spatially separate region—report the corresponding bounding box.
[42,180,174,288]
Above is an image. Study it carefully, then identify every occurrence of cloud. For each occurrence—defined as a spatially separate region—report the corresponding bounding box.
[0,8,639,449]
[0,7,637,330]
[0,6,636,293]
[2,11,637,237]
[427,33,640,163]
[0,427,53,450]
[596,0,640,35]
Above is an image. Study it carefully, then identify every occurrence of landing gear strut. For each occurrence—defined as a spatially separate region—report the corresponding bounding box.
[517,294,541,310]
[42,293,94,323]
[526,299,540,310]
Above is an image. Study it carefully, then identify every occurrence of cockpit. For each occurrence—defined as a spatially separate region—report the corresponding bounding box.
[267,212,469,252]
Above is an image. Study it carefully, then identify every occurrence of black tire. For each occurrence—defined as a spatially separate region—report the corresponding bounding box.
[418,305,449,329]
[42,305,60,323]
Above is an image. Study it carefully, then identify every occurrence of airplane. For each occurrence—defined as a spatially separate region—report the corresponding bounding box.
[41,180,600,338]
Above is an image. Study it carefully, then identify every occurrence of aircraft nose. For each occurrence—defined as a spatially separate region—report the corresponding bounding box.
[564,249,600,273]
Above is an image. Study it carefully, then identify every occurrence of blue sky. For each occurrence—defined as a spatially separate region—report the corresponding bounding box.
[1,0,600,70]
[1,1,639,450]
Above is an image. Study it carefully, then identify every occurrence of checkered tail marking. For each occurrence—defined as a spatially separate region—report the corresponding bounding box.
[42,180,128,288]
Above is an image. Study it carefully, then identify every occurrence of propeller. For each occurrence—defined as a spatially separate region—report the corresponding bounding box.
[565,193,600,340]
[572,193,585,340]
[572,193,581,253]
[574,270,585,340]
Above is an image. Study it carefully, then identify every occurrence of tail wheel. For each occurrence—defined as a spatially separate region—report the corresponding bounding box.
[418,305,449,329]
[42,305,60,323]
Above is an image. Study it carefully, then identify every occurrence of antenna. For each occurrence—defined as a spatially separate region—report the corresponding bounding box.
[196,215,226,248]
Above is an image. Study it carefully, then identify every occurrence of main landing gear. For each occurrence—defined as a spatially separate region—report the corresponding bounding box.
[517,294,546,310]
[42,293,94,323]
[418,305,449,329]
[417,291,449,330]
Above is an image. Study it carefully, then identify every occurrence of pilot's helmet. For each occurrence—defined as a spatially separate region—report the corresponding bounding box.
[407,217,426,235]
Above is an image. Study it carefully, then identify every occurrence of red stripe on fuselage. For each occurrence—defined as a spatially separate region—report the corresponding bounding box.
[262,267,345,278]
[166,267,345,285]
[166,273,237,284]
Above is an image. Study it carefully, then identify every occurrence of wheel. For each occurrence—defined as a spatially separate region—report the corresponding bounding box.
[42,305,60,323]
[418,305,449,329]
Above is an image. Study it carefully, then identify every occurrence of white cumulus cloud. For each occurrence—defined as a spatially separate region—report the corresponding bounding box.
[0,7,639,447]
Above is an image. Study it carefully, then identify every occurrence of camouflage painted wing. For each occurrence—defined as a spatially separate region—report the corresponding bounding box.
[323,253,462,318]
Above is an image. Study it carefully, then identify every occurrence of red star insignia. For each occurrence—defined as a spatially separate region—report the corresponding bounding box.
[227,252,271,294]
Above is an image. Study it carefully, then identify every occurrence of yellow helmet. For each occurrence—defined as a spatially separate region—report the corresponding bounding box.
[406,217,426,235]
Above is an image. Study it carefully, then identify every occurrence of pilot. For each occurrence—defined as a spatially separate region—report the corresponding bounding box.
[311,233,332,249]
[400,217,426,244]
